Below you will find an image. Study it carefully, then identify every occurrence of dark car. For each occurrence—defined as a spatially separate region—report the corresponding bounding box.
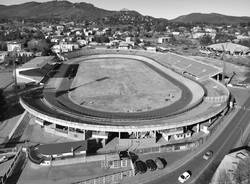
[119,151,129,159]
[145,159,157,171]
[135,160,147,174]
[119,151,138,163]
[155,157,166,169]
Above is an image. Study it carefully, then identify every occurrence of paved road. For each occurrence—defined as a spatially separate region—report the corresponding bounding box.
[5,151,27,184]
[144,95,250,184]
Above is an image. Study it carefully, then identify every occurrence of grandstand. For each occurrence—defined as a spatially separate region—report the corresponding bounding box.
[15,56,56,84]
[18,48,230,154]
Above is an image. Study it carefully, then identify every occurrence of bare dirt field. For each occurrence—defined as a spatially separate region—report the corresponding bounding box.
[69,57,181,113]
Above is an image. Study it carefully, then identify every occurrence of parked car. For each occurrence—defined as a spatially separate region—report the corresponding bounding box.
[0,156,8,164]
[119,151,138,162]
[119,151,129,159]
[145,159,157,171]
[134,160,147,174]
[203,151,213,160]
[178,171,191,183]
[155,157,165,169]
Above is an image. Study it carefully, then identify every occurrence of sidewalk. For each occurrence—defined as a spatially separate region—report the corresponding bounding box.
[0,114,22,145]
[234,110,250,147]
[122,107,239,184]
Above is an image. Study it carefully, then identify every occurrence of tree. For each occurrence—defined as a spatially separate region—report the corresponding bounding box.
[217,169,233,184]
[200,34,213,46]
[239,39,250,48]
[214,33,236,43]
[27,39,50,54]
[0,41,7,51]
[144,23,151,32]
[134,37,141,45]
[93,36,110,43]
[155,22,167,32]
[168,35,177,45]
[233,157,250,184]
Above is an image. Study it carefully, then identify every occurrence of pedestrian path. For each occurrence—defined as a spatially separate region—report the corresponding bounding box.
[5,111,30,147]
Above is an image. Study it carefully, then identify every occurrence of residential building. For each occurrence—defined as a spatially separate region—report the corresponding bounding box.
[158,37,171,44]
[211,148,250,184]
[0,51,8,63]
[7,41,21,52]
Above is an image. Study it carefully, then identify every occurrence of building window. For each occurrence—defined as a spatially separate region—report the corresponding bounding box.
[121,159,127,167]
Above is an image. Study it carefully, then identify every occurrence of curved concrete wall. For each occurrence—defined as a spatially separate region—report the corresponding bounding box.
[20,97,227,132]
[203,78,230,103]
[20,49,230,132]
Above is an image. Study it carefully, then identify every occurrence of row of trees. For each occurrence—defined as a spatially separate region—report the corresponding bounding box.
[4,54,34,66]
[0,38,52,56]
[200,34,213,46]
[216,157,250,184]
[0,27,45,42]
[239,39,250,48]
[26,39,53,55]
[199,33,250,47]
[93,36,110,43]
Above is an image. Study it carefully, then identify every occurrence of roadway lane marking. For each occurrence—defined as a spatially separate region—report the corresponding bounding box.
[189,110,250,184]
[131,109,242,184]
[136,108,243,184]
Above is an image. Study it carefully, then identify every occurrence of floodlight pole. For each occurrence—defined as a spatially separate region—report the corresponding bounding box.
[13,58,17,88]
[12,47,18,93]
[222,56,225,85]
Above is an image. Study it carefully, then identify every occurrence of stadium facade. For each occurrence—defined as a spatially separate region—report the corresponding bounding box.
[17,49,231,147]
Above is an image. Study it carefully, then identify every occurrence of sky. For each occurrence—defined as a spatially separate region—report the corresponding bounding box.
[1,0,250,19]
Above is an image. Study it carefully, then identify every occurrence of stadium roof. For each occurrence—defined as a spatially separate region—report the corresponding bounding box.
[207,42,249,53]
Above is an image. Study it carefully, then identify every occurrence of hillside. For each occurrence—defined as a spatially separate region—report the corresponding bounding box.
[171,13,250,24]
[1,1,249,25]
[0,1,115,20]
[0,0,163,25]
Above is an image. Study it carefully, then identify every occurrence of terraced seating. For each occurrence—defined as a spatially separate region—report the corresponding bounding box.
[28,146,45,164]
[19,48,229,134]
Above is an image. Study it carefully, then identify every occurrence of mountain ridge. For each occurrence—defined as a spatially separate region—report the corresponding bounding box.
[171,13,250,24]
[0,1,115,20]
[0,1,250,25]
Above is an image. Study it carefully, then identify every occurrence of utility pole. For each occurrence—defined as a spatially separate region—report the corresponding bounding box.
[12,47,18,90]
[221,43,228,85]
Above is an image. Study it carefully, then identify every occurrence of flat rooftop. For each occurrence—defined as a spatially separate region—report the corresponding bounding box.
[37,140,87,156]
[20,56,55,69]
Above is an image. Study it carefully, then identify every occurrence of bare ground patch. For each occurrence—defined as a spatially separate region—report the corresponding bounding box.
[69,58,181,112]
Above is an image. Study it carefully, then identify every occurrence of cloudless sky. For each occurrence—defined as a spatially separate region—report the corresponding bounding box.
[1,0,250,19]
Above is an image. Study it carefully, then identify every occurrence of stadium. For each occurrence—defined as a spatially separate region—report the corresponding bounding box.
[17,48,230,151]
